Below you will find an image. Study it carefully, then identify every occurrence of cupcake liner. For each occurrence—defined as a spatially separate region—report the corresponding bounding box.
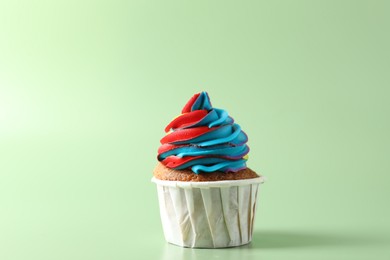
[152,177,265,248]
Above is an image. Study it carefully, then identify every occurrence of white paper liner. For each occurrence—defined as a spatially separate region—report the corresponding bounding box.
[152,176,265,248]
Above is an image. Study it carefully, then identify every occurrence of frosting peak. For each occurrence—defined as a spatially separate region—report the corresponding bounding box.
[158,92,249,174]
[181,92,212,113]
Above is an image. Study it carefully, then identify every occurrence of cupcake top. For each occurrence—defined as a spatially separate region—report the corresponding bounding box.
[157,92,250,174]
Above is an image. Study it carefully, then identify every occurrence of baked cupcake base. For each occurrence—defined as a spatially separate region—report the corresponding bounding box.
[153,163,259,182]
[152,164,265,248]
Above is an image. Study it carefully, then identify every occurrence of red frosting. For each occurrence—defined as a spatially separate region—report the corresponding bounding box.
[160,126,218,144]
[181,93,201,113]
[164,110,208,133]
[161,155,205,168]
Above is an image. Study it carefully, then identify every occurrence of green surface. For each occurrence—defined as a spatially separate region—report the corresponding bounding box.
[1,0,389,259]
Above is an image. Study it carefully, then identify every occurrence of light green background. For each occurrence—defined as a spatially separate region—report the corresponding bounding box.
[1,1,389,259]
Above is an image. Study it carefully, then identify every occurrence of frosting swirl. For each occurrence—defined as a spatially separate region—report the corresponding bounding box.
[157,92,249,174]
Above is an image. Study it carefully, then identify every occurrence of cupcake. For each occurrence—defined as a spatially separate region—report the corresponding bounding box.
[152,92,265,248]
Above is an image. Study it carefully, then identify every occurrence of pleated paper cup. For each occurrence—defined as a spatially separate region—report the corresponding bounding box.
[152,176,265,248]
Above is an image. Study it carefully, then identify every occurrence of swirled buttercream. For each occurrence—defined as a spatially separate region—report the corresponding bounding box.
[157,92,249,174]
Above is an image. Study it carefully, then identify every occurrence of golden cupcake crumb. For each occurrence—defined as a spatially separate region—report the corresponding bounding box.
[153,162,259,182]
